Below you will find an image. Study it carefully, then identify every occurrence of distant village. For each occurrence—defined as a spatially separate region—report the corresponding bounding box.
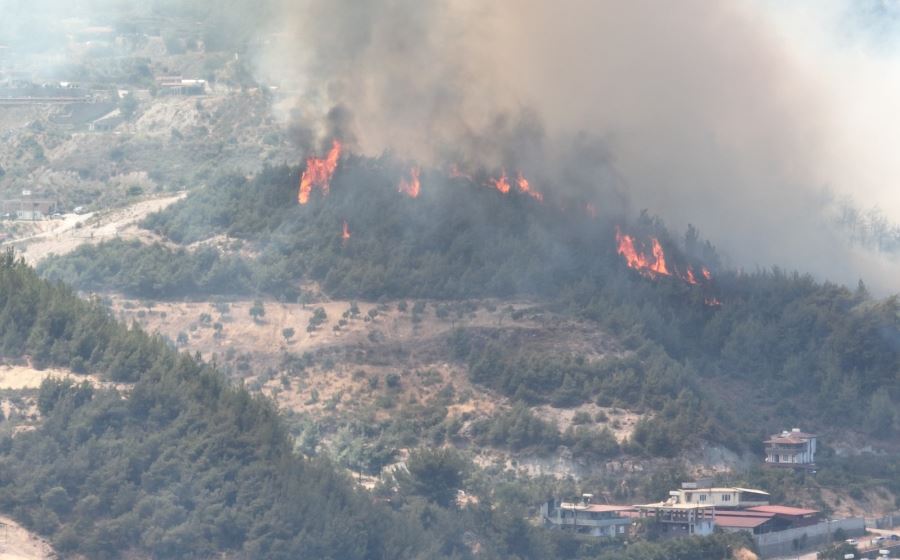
[0,23,214,222]
[542,429,898,559]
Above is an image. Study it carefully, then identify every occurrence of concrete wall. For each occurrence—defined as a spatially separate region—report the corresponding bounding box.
[753,517,865,558]
[870,511,900,530]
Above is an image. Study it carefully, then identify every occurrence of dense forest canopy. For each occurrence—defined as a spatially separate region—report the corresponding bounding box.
[40,155,899,441]
[0,251,764,559]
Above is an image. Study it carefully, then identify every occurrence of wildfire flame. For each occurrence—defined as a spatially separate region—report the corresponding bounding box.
[448,164,473,181]
[615,227,716,289]
[616,227,662,274]
[342,220,350,241]
[704,297,722,307]
[298,140,342,205]
[398,166,421,198]
[516,172,543,202]
[650,239,669,275]
[685,267,698,285]
[492,170,511,194]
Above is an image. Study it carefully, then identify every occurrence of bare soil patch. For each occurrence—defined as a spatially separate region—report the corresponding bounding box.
[2,193,185,266]
[0,515,54,560]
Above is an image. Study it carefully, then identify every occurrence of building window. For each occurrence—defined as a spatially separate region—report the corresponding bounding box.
[698,495,707,503]
[722,494,731,502]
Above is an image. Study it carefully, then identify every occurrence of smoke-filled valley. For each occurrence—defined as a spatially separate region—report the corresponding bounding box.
[0,1,899,559]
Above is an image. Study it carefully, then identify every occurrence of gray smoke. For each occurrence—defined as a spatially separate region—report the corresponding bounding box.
[5,0,898,292]
[256,0,900,294]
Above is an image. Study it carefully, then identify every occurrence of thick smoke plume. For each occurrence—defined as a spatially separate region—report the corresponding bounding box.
[257,0,900,293]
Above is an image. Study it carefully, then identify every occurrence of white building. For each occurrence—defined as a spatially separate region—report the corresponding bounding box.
[635,502,716,538]
[541,495,633,538]
[764,428,817,469]
[667,482,770,509]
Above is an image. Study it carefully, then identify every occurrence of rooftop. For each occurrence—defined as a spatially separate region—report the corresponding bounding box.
[715,510,775,519]
[636,502,715,510]
[679,487,770,496]
[559,503,634,513]
[746,505,819,517]
[768,428,816,440]
[714,514,773,529]
[765,436,811,445]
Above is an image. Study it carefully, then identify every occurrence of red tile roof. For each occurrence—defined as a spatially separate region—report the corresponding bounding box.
[715,510,775,519]
[746,505,819,517]
[714,515,772,529]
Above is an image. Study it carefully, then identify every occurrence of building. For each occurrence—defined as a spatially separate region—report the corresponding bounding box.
[667,481,770,509]
[635,502,716,538]
[155,76,207,96]
[715,505,819,535]
[764,428,817,469]
[744,505,820,530]
[0,198,58,220]
[541,495,633,538]
[634,481,769,539]
[714,509,778,534]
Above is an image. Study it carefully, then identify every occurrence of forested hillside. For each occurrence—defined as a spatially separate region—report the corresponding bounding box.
[42,156,899,442]
[0,250,764,559]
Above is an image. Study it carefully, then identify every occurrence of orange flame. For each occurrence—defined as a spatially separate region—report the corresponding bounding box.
[650,239,669,275]
[685,267,698,285]
[616,227,671,278]
[516,172,543,202]
[701,267,712,280]
[398,166,421,198]
[704,297,722,307]
[342,220,350,241]
[492,170,511,194]
[298,140,342,205]
[449,164,473,181]
[616,227,651,271]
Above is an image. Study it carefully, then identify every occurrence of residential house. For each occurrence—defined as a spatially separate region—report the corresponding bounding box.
[667,481,770,509]
[0,198,58,220]
[765,428,817,469]
[634,502,716,538]
[541,495,633,538]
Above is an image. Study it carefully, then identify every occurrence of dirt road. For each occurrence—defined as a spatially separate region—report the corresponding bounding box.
[1,193,185,266]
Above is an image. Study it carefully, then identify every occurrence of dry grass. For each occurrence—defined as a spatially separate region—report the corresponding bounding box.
[0,515,54,560]
[111,295,626,428]
[0,364,110,391]
[531,403,644,443]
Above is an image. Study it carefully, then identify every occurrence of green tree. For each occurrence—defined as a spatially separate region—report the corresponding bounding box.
[119,92,138,120]
[866,392,896,437]
[249,300,265,321]
[818,542,859,560]
[398,448,470,508]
